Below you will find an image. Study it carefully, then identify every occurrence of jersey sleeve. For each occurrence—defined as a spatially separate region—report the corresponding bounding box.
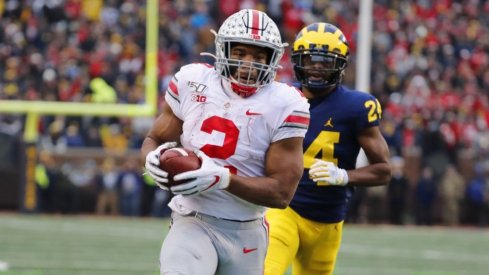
[164,70,184,119]
[164,63,210,120]
[272,88,310,142]
[352,93,382,130]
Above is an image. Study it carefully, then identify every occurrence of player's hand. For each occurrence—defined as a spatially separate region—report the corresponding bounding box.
[170,150,230,196]
[144,142,178,190]
[309,159,349,186]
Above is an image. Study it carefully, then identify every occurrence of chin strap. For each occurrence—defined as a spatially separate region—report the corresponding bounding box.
[230,82,257,98]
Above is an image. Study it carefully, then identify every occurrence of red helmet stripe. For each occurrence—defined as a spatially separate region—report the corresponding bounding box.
[251,10,260,35]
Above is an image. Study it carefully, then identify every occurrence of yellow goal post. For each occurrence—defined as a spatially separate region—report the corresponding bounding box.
[0,0,158,211]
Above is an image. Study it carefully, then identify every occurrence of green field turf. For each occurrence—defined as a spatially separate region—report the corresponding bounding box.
[0,214,488,275]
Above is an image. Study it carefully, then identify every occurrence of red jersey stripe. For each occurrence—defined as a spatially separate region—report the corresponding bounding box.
[168,80,178,96]
[284,115,310,125]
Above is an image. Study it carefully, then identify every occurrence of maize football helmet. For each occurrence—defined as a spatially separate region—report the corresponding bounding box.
[292,22,349,92]
[205,9,286,97]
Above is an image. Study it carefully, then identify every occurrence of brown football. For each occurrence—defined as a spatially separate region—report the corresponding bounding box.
[159,147,201,187]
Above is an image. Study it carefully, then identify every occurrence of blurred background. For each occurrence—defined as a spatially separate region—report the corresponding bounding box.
[0,0,488,229]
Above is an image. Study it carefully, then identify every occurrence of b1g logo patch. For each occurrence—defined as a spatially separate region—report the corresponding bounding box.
[191,94,207,102]
[188,81,207,102]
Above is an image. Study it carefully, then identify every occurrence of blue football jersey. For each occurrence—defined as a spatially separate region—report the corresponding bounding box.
[290,85,382,222]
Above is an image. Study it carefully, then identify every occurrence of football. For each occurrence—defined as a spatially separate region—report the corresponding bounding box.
[159,147,201,187]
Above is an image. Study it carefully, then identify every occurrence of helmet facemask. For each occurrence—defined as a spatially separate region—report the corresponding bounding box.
[217,41,280,97]
[292,50,348,93]
[201,9,285,97]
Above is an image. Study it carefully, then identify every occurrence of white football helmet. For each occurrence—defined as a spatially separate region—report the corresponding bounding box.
[202,9,286,97]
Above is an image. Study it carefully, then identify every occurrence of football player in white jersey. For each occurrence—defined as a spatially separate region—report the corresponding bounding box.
[141,9,310,275]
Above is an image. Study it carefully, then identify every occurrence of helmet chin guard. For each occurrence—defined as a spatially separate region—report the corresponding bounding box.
[230,81,258,98]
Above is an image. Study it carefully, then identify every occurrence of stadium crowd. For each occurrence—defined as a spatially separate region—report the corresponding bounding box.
[1,0,488,226]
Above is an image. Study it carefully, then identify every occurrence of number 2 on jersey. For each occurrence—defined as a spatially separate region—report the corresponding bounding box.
[303,131,340,168]
[199,116,239,174]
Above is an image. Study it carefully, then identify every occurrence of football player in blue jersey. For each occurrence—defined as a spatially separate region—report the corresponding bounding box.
[264,22,392,275]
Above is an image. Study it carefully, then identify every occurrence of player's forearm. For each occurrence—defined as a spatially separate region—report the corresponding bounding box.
[346,163,392,186]
[140,136,160,161]
[225,174,299,208]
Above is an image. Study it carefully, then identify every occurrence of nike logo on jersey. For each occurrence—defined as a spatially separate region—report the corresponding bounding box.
[325,117,334,128]
[245,109,262,116]
[243,247,257,254]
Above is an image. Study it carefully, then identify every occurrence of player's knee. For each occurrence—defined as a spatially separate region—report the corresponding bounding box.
[264,265,286,275]
[301,259,335,275]
[264,259,288,275]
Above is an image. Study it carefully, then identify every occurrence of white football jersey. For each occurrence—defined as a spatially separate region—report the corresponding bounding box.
[165,63,310,220]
